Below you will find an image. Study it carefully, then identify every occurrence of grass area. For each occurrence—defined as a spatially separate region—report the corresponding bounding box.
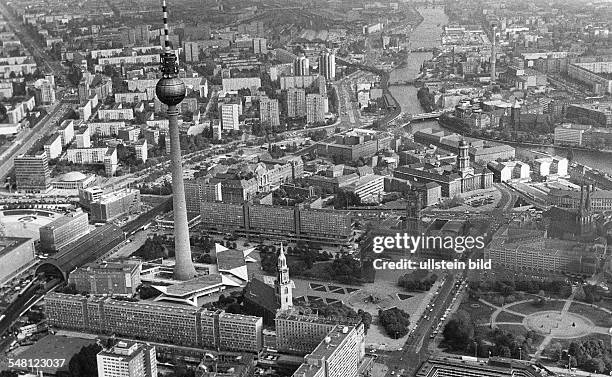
[459,299,495,324]
[508,300,565,315]
[496,311,525,323]
[568,302,612,327]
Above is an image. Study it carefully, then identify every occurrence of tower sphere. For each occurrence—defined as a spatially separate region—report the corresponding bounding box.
[156,77,186,106]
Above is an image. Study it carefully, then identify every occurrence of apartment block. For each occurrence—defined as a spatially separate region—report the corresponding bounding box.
[287,88,306,117]
[43,134,62,160]
[218,312,263,353]
[184,177,222,215]
[306,94,326,124]
[44,293,263,353]
[220,103,240,131]
[259,96,280,127]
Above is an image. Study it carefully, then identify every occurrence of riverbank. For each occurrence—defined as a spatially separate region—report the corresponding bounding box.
[379,6,429,120]
[438,117,612,156]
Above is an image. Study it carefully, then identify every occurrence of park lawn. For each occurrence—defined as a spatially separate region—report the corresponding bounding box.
[459,299,495,324]
[496,311,525,323]
[508,300,565,315]
[568,302,612,327]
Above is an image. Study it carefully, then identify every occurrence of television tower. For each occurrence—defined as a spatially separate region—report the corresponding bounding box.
[156,0,196,281]
[490,24,497,84]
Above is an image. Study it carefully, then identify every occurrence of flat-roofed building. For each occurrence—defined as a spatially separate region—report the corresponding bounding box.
[416,355,547,377]
[97,341,157,377]
[218,312,263,352]
[68,261,141,295]
[0,237,35,284]
[554,123,592,146]
[44,293,263,352]
[222,77,261,92]
[567,103,612,126]
[548,187,612,212]
[276,312,341,354]
[15,152,51,193]
[39,211,90,252]
[90,188,141,222]
[184,177,222,215]
[287,88,306,117]
[79,186,105,209]
[306,93,326,124]
[344,174,384,203]
[220,103,240,131]
[260,96,280,127]
[58,120,75,146]
[486,226,602,275]
[44,134,62,160]
[292,324,364,377]
[199,201,352,244]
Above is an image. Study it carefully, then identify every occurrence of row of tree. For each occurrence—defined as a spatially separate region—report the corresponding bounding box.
[549,339,612,373]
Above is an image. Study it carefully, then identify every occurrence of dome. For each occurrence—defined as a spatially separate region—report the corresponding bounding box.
[58,171,87,182]
[156,77,186,106]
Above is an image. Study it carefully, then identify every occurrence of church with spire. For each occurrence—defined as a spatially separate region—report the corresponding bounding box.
[243,244,295,324]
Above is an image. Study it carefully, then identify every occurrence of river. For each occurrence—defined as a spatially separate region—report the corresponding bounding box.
[387,7,612,175]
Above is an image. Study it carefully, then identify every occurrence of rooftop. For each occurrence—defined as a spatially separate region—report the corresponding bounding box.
[163,274,224,297]
[40,211,87,231]
[0,237,32,258]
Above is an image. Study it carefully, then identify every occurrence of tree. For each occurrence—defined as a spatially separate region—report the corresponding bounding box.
[378,307,411,338]
[358,309,373,333]
[584,358,605,373]
[67,344,102,377]
[442,310,474,349]
[0,103,6,122]
[134,236,167,259]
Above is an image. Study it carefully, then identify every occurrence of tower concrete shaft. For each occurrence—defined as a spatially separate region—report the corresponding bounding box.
[491,26,497,84]
[156,0,196,281]
[167,105,196,280]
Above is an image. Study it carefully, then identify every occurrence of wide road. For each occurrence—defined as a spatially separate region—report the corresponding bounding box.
[383,275,460,376]
[0,0,65,77]
[0,102,72,181]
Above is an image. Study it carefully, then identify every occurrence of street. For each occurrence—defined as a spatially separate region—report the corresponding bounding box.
[0,102,73,181]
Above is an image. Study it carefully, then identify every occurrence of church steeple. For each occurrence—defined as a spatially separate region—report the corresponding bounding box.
[275,244,293,311]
